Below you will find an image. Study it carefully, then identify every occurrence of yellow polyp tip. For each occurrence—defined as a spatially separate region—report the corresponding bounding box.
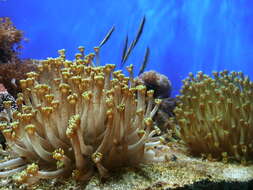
[3,101,12,109]
[106,109,113,119]
[37,64,44,72]
[19,80,27,89]
[92,152,103,163]
[159,136,165,144]
[10,121,19,130]
[72,169,81,179]
[25,124,36,135]
[136,109,144,116]
[147,90,154,98]
[26,163,39,175]
[58,49,66,55]
[144,117,153,127]
[136,85,146,94]
[105,97,114,108]
[94,75,105,86]
[59,83,70,94]
[63,61,71,68]
[104,64,113,73]
[20,113,33,122]
[66,127,75,138]
[221,152,228,158]
[126,64,133,72]
[121,86,129,96]
[51,100,60,109]
[67,115,80,138]
[71,76,82,85]
[117,104,125,112]
[13,170,28,183]
[45,94,54,103]
[62,71,71,79]
[53,78,61,85]
[41,106,53,116]
[154,126,161,135]
[67,94,78,105]
[26,77,35,87]
[78,46,85,52]
[26,71,39,78]
[75,53,82,58]
[155,99,162,105]
[129,88,136,93]
[82,91,92,101]
[94,46,100,53]
[2,129,12,139]
[241,145,247,153]
[137,130,145,138]
[0,123,8,131]
[52,148,64,160]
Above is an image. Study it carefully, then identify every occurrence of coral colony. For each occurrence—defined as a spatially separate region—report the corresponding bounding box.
[0,17,35,97]
[173,71,253,164]
[0,47,169,184]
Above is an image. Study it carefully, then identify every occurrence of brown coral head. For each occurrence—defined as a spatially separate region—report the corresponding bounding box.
[137,70,172,98]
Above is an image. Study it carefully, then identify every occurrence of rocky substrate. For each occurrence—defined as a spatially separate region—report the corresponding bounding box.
[0,146,252,190]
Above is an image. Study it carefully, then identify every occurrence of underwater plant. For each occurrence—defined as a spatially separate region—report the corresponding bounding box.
[173,70,253,164]
[0,47,168,184]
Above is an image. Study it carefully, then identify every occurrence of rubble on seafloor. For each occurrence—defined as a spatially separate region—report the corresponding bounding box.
[0,144,252,190]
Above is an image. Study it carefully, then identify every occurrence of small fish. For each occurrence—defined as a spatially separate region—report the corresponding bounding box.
[122,41,135,64]
[122,16,146,64]
[138,47,150,75]
[133,16,146,48]
[99,26,115,48]
[120,35,128,65]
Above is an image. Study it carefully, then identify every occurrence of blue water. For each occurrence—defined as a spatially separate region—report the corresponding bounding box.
[1,0,253,96]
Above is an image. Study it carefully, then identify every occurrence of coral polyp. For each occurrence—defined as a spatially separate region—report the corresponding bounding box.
[0,47,167,184]
[174,70,253,164]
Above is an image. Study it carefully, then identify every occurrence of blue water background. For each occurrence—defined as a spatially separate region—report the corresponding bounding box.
[1,0,253,96]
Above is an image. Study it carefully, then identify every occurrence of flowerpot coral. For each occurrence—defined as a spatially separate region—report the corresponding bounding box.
[174,70,253,164]
[0,47,168,184]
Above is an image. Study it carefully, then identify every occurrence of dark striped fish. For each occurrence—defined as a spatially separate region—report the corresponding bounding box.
[122,16,146,64]
[99,26,115,48]
[120,35,128,64]
[138,47,150,75]
[133,16,146,47]
[122,40,135,65]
